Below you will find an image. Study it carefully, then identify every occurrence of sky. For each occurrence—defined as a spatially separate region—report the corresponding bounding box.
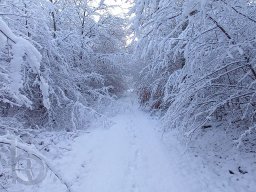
[89,0,133,17]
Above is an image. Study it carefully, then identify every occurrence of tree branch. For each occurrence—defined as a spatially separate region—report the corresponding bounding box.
[207,14,232,40]
[0,29,16,43]
[220,0,256,24]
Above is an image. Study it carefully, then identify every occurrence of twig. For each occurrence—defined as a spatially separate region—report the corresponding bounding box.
[0,184,9,192]
[207,14,232,40]
[220,0,256,24]
[0,29,16,43]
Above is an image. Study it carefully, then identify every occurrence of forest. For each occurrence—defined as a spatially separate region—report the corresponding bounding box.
[0,0,256,192]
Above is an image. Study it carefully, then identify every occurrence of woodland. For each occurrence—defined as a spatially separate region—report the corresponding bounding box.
[0,0,256,191]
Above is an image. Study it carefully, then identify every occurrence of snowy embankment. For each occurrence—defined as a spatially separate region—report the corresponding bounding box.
[16,94,255,192]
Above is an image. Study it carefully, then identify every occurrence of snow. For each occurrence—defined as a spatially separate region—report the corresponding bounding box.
[12,93,254,192]
[39,76,50,109]
[0,17,18,42]
[9,41,26,96]
[58,97,187,192]
[0,17,50,108]
[1,1,256,191]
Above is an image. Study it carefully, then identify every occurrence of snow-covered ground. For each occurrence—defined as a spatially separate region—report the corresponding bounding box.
[10,94,255,192]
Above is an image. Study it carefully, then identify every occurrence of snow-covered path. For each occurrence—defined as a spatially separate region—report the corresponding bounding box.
[45,96,231,192]
[66,100,183,192]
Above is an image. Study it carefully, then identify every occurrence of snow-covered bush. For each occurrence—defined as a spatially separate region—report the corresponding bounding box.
[134,0,256,148]
[0,1,129,189]
[0,0,128,132]
[0,17,50,122]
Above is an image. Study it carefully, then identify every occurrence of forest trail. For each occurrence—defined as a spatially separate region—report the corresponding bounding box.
[45,94,229,192]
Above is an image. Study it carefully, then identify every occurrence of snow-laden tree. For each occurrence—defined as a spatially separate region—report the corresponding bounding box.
[0,1,130,189]
[134,0,256,147]
[0,0,128,132]
[0,16,50,115]
[133,0,185,110]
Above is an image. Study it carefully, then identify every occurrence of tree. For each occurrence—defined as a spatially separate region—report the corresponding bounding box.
[134,0,256,147]
[0,0,128,131]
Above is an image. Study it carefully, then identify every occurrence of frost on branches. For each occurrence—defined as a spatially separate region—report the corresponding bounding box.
[0,0,129,190]
[0,17,50,109]
[0,0,128,132]
[134,0,256,150]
